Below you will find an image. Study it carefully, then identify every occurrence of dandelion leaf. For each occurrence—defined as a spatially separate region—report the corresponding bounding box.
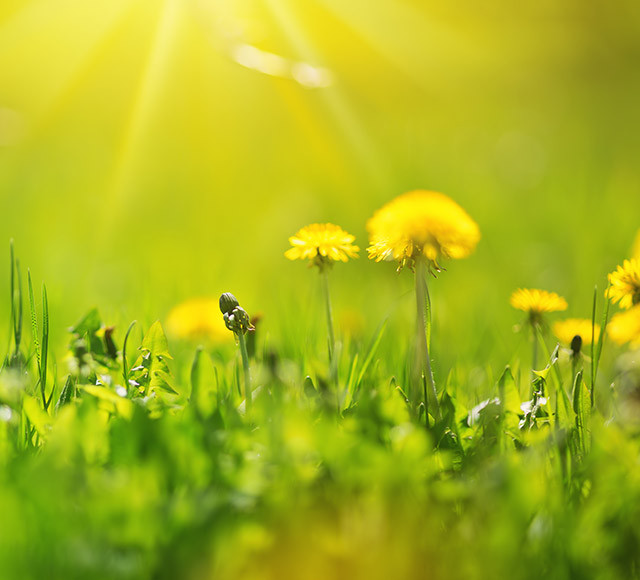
[131,321,177,396]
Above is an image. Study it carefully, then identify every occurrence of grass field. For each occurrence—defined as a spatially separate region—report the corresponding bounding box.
[1,1,640,578]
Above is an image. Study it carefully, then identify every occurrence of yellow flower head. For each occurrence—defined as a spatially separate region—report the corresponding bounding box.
[285,223,359,268]
[366,190,480,271]
[166,298,232,345]
[608,259,640,310]
[552,318,599,346]
[510,288,567,322]
[608,305,640,347]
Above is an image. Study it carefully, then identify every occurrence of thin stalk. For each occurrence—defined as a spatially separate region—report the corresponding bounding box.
[321,268,335,364]
[415,257,441,422]
[238,331,252,415]
[591,284,611,408]
[571,354,580,397]
[590,286,597,404]
[531,322,539,378]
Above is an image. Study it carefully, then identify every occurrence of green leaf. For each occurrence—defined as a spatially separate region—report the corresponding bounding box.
[572,370,591,456]
[70,308,102,338]
[130,321,176,397]
[82,385,134,419]
[497,365,520,415]
[303,375,317,398]
[22,395,51,436]
[122,320,137,388]
[70,308,105,356]
[141,321,173,360]
[150,369,178,395]
[55,375,76,413]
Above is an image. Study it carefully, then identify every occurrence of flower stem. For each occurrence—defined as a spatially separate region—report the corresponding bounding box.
[415,257,441,422]
[237,331,252,415]
[322,268,335,365]
[531,324,538,375]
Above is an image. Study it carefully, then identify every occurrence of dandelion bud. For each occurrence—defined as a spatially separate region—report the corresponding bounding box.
[220,292,255,336]
[571,334,582,358]
[219,292,239,315]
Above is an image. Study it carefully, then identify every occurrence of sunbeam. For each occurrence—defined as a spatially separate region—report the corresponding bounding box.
[318,0,464,94]
[262,0,392,194]
[0,0,132,122]
[106,0,181,214]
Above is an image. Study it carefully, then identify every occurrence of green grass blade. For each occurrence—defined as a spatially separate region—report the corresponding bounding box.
[40,284,49,410]
[55,375,75,413]
[590,286,597,396]
[190,346,203,403]
[15,258,23,356]
[424,279,432,350]
[342,353,359,409]
[572,370,591,457]
[27,270,41,371]
[122,320,137,390]
[592,283,611,407]
[356,319,387,389]
[9,240,16,354]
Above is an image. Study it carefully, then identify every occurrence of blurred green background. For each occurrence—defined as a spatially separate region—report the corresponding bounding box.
[1,0,639,370]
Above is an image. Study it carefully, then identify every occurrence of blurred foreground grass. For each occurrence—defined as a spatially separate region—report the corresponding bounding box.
[0,255,640,579]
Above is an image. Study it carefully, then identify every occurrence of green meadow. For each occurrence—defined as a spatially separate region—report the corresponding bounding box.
[1,1,640,578]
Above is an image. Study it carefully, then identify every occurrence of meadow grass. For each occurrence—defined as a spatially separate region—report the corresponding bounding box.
[0,232,639,580]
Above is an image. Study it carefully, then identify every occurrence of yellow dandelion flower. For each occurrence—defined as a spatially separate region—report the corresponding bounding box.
[608,305,640,347]
[366,190,480,271]
[165,298,232,345]
[510,289,568,320]
[608,259,640,309]
[552,318,600,346]
[285,223,359,268]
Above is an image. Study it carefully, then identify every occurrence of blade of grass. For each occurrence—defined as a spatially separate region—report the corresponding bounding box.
[356,319,387,389]
[122,320,137,391]
[40,284,49,411]
[536,333,572,425]
[572,370,591,456]
[342,353,359,409]
[589,286,597,400]
[592,283,611,407]
[190,345,203,403]
[9,241,17,354]
[45,357,57,410]
[55,375,76,413]
[15,258,23,357]
[27,270,41,375]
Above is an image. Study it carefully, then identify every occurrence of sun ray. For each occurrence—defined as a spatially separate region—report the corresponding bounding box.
[105,0,181,215]
[262,0,392,193]
[318,0,463,94]
[0,0,132,120]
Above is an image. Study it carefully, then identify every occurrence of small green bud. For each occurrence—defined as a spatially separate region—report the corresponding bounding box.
[570,334,582,358]
[219,292,239,315]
